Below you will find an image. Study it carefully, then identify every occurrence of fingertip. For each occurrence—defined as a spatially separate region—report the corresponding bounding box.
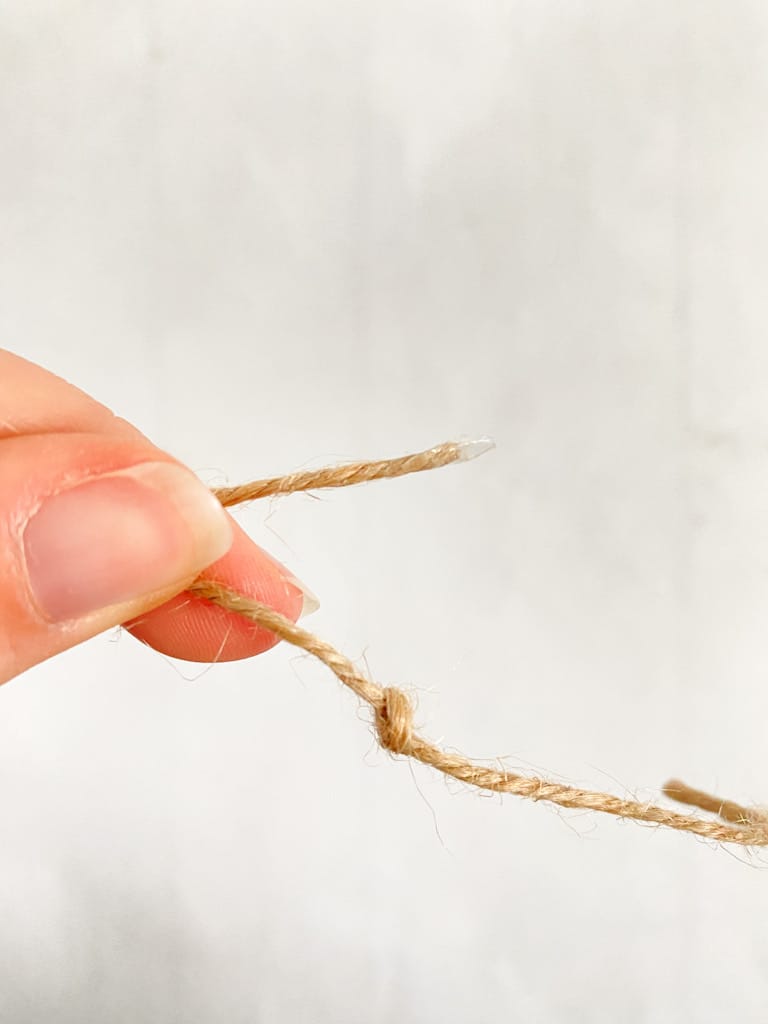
[124,519,312,663]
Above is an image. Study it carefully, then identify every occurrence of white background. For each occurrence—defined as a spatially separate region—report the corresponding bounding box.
[2,2,768,1021]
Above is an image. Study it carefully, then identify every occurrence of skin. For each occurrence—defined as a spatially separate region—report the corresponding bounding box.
[0,349,304,685]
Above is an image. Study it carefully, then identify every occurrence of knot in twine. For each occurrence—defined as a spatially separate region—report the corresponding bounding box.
[375,687,414,754]
[186,439,768,849]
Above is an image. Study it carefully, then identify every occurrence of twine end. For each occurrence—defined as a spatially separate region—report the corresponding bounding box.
[455,436,496,463]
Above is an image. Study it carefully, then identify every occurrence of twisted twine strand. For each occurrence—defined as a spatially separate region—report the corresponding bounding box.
[211,440,469,507]
[188,581,768,847]
[662,780,768,827]
[192,440,768,848]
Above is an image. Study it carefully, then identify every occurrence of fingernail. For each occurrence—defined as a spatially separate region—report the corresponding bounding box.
[257,547,321,620]
[285,574,320,619]
[24,462,233,622]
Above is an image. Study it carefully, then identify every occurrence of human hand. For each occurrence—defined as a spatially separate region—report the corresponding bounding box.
[0,349,314,685]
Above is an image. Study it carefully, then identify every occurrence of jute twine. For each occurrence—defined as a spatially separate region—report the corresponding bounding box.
[187,441,768,847]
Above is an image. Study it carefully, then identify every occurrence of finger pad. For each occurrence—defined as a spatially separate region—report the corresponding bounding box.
[125,522,304,663]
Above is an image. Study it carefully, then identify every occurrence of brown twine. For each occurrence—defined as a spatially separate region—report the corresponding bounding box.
[211,439,490,507]
[662,780,768,828]
[189,441,768,848]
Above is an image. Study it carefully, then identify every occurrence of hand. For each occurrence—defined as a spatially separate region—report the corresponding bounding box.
[0,349,313,685]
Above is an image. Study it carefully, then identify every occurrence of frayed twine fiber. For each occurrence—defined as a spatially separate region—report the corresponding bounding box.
[191,441,768,848]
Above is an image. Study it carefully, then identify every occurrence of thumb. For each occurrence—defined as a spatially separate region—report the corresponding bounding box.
[0,431,233,684]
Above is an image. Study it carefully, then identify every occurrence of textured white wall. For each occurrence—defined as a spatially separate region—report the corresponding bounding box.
[2,2,768,1021]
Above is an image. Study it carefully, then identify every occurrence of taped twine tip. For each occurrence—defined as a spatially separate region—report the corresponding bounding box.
[375,687,414,754]
[455,436,496,463]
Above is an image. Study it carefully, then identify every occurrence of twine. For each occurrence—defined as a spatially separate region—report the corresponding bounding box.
[189,441,767,848]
